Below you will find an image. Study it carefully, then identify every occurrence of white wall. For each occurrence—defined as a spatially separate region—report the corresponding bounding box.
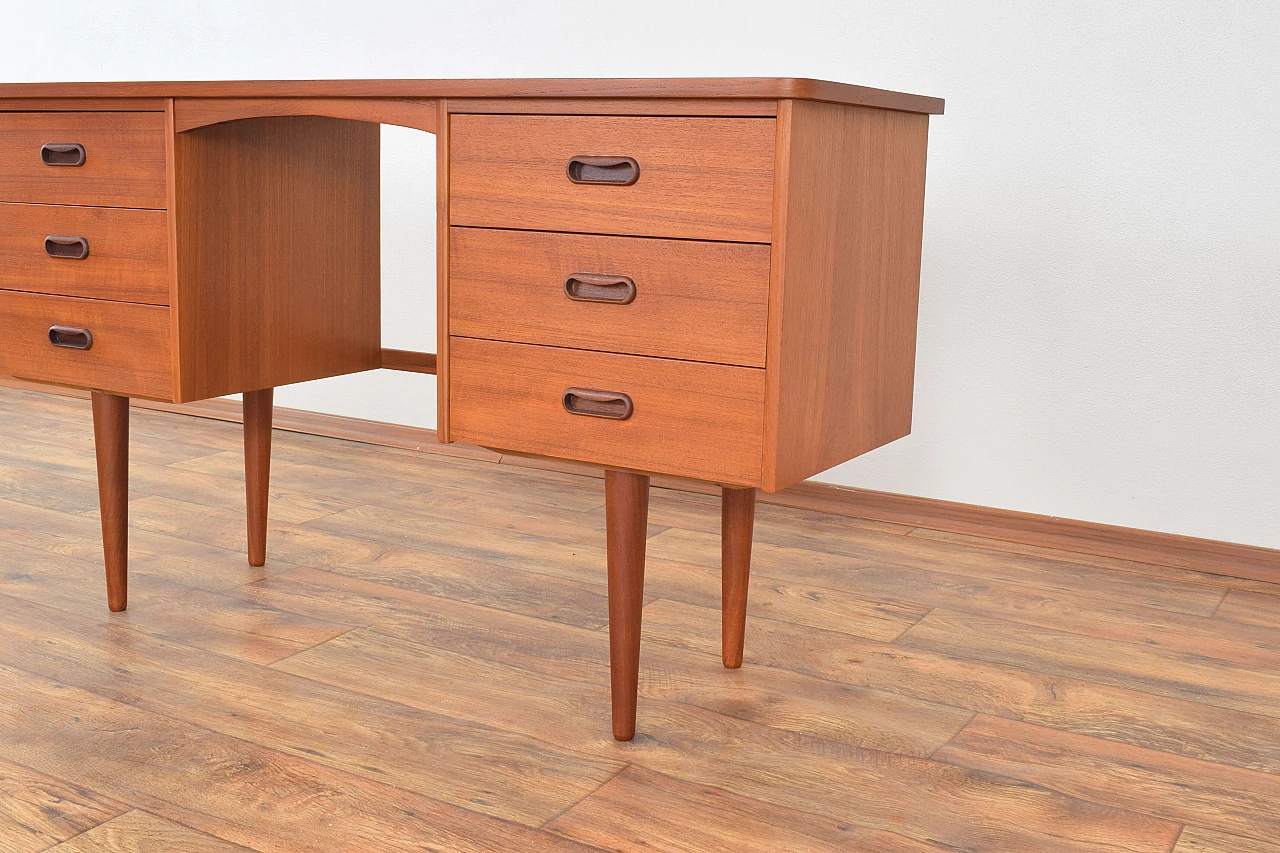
[1,1,1277,548]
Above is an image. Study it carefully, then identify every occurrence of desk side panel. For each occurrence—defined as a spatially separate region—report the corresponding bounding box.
[763,101,930,492]
[172,116,381,402]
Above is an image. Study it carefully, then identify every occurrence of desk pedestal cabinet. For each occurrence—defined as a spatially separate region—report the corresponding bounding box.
[0,79,941,740]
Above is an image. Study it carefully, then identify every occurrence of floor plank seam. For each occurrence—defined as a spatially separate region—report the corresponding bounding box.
[262,625,367,668]
[1208,587,1230,618]
[925,710,979,759]
[537,763,632,831]
[0,651,601,847]
[891,605,936,643]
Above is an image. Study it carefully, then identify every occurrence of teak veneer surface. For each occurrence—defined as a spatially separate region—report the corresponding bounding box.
[0,388,1275,852]
[171,115,381,401]
[0,78,945,114]
[0,290,171,400]
[448,227,771,366]
[0,111,167,208]
[0,202,170,305]
[448,115,777,243]
[448,336,766,486]
[763,101,930,490]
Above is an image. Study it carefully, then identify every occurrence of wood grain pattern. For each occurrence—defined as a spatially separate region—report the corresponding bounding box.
[0,290,172,400]
[173,97,438,133]
[545,765,935,853]
[897,609,1280,720]
[721,486,756,668]
[48,810,254,853]
[172,116,381,401]
[0,591,623,831]
[379,348,437,374]
[242,388,272,568]
[0,756,124,853]
[605,469,650,740]
[1174,827,1280,853]
[449,115,776,243]
[448,337,766,485]
[0,203,170,304]
[449,227,770,366]
[0,98,167,112]
[447,98,778,116]
[5,388,1279,852]
[0,78,945,113]
[0,112,167,208]
[763,100,930,491]
[936,714,1280,843]
[90,391,129,612]
[1214,590,1279,627]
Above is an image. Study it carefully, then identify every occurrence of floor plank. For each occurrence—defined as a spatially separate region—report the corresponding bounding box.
[897,609,1280,720]
[49,809,256,853]
[1215,589,1280,629]
[0,756,126,853]
[274,629,1181,852]
[647,527,1227,617]
[936,714,1280,843]
[1173,826,1280,853]
[545,765,946,852]
[2,387,1279,852]
[639,598,1280,774]
[0,592,622,829]
[0,663,605,853]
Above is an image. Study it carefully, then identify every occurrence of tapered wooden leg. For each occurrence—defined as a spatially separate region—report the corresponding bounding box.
[605,469,650,741]
[243,388,274,568]
[91,392,129,612]
[722,486,757,669]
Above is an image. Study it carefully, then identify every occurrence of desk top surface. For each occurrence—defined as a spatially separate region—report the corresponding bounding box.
[0,77,943,114]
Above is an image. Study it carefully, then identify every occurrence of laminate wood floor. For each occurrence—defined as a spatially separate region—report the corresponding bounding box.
[0,386,1277,852]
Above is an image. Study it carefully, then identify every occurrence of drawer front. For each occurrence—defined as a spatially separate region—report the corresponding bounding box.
[449,115,775,243]
[0,112,168,208]
[449,228,770,367]
[449,337,765,485]
[0,203,170,304]
[0,290,172,400]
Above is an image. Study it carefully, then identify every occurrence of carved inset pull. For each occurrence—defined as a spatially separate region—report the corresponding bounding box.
[45,235,91,260]
[566,155,639,186]
[564,273,636,305]
[563,387,634,420]
[48,325,93,350]
[41,143,86,166]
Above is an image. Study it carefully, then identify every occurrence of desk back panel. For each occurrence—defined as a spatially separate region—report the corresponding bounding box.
[171,115,382,402]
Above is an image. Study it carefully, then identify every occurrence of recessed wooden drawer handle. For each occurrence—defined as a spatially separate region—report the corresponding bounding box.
[563,387,634,420]
[45,235,91,260]
[564,273,637,305]
[48,325,93,350]
[566,155,639,186]
[41,143,87,167]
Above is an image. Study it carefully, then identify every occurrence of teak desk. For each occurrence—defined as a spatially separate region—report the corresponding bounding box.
[0,78,942,740]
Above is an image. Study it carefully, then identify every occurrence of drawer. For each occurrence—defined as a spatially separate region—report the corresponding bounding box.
[0,203,170,304]
[449,115,775,243]
[449,228,770,367]
[0,112,168,208]
[0,290,172,400]
[449,337,765,485]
